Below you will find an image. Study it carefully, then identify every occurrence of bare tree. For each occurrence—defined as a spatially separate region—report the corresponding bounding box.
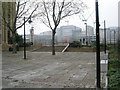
[38,0,87,55]
[2,0,39,53]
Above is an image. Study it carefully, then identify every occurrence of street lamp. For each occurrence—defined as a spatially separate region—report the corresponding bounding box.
[24,17,26,59]
[104,20,106,54]
[82,20,88,45]
[85,23,88,46]
[95,0,101,88]
[114,30,116,48]
[110,30,111,44]
[23,17,32,59]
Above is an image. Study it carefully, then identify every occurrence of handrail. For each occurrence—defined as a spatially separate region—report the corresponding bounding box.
[62,43,69,53]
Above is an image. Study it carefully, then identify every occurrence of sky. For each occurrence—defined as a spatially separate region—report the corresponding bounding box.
[17,0,120,35]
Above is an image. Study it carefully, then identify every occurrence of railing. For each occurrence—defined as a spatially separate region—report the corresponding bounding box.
[62,43,70,53]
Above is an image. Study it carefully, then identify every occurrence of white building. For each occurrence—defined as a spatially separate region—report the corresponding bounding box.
[39,31,52,45]
[99,27,118,44]
[56,25,82,44]
[87,25,94,36]
[38,25,95,45]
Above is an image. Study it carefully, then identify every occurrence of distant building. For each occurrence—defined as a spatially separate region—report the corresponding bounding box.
[79,26,94,45]
[99,28,105,43]
[38,25,95,45]
[109,27,118,44]
[87,25,94,36]
[56,25,82,44]
[39,31,52,45]
[99,27,118,44]
[37,25,118,46]
[24,34,42,45]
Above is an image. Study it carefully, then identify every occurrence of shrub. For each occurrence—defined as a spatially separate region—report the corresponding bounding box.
[91,43,96,48]
[26,42,33,47]
[108,48,120,89]
[19,42,33,47]
[69,41,82,48]
[108,69,120,88]
[9,44,19,51]
[8,33,23,47]
[91,43,108,48]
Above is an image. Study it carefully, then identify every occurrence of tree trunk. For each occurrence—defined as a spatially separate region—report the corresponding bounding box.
[52,30,55,55]
[12,32,17,53]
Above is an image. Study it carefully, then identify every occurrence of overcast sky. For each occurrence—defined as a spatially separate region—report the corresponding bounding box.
[17,0,120,35]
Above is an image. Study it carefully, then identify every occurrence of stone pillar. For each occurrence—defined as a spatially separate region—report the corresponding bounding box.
[30,27,34,45]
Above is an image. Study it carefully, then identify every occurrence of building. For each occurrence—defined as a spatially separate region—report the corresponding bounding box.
[87,25,94,36]
[39,31,52,45]
[56,25,82,44]
[1,2,16,50]
[99,27,118,44]
[99,28,105,43]
[38,25,95,45]
[109,27,118,44]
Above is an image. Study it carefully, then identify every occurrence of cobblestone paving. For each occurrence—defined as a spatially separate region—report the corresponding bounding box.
[2,51,96,88]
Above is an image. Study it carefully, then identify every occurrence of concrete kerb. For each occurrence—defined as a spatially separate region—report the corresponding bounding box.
[100,52,108,88]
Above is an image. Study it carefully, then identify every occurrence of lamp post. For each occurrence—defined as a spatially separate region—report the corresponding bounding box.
[82,20,88,45]
[85,23,88,45]
[104,20,106,54]
[114,30,116,48]
[95,0,101,88]
[23,17,32,59]
[110,30,111,44]
[24,17,26,59]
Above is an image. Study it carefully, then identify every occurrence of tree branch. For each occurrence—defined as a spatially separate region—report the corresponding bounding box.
[18,1,27,17]
[43,1,53,30]
[52,1,57,26]
[40,18,52,29]
[56,1,65,26]
[18,8,29,18]
[16,5,39,30]
[12,1,20,32]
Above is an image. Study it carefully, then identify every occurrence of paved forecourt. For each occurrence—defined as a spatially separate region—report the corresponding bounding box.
[2,51,96,88]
